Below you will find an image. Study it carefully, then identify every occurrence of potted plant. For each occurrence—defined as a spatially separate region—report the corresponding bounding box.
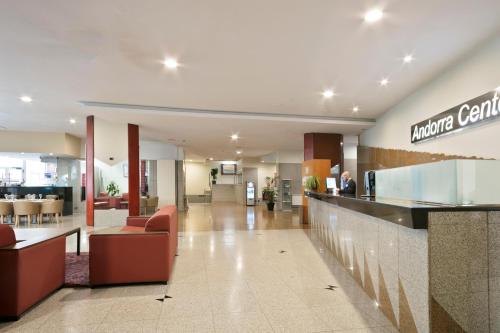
[210,168,218,184]
[305,175,320,192]
[262,188,276,211]
[106,181,120,196]
[262,176,277,211]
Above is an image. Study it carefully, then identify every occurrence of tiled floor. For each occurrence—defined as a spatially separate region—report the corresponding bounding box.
[0,204,398,332]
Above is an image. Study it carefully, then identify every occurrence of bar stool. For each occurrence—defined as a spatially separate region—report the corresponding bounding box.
[0,201,13,224]
[13,201,41,226]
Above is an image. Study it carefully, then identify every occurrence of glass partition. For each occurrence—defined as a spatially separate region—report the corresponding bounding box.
[375,159,500,205]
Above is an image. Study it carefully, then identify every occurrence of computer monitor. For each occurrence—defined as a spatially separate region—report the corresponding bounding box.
[326,177,337,190]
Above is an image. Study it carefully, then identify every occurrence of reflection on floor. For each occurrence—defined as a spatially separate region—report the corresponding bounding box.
[0,203,397,333]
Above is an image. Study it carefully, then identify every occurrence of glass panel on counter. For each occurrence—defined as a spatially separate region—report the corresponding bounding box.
[375,159,500,205]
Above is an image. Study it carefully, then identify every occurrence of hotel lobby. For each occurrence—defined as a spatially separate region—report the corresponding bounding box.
[1,1,500,332]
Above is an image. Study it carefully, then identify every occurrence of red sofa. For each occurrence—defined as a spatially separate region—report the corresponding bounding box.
[0,225,65,320]
[89,205,177,286]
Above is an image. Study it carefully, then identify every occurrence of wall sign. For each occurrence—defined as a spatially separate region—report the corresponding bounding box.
[411,89,500,143]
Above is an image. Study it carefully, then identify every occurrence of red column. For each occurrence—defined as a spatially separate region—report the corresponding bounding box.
[86,116,94,226]
[128,124,140,216]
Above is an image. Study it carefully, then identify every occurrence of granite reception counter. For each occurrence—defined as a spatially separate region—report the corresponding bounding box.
[306,192,500,333]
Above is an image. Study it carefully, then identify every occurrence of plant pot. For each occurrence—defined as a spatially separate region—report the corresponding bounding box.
[266,202,275,211]
[212,180,216,185]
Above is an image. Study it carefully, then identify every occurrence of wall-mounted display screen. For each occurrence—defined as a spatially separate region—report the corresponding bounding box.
[221,163,237,175]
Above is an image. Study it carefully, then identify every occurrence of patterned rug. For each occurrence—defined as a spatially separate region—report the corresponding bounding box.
[65,252,89,287]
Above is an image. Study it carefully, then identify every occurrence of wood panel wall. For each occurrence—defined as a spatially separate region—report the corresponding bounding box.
[304,133,343,171]
[301,159,331,223]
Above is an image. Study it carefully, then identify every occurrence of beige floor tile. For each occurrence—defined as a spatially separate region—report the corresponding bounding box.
[263,307,331,333]
[311,304,381,331]
[158,313,214,332]
[97,320,158,333]
[102,297,162,323]
[213,311,274,333]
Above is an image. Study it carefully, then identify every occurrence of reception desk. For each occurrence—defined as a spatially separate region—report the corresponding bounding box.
[306,191,500,333]
[0,186,73,215]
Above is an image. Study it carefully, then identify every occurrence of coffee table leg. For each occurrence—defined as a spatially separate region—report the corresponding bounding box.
[77,229,80,256]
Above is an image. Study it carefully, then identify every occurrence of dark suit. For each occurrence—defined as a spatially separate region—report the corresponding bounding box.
[340,178,356,195]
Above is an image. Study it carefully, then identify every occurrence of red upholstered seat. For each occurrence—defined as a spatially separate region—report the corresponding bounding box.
[0,224,16,247]
[89,205,178,286]
[0,225,65,320]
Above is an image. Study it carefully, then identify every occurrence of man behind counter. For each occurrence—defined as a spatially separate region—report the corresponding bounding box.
[339,171,356,195]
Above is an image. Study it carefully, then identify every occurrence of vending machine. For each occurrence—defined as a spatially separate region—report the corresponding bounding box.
[246,181,255,206]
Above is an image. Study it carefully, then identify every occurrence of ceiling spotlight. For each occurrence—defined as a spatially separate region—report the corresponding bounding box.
[364,9,384,23]
[69,118,76,124]
[352,106,360,112]
[20,96,32,103]
[230,134,239,140]
[403,54,414,64]
[380,78,389,86]
[322,90,335,98]
[236,150,242,155]
[49,153,53,156]
[163,58,179,69]
[209,157,214,161]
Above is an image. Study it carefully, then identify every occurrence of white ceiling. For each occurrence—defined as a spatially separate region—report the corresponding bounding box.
[1,0,499,160]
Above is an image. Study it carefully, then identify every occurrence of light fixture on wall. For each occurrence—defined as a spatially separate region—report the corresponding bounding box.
[364,9,383,23]
[403,54,414,64]
[163,58,179,69]
[322,90,335,98]
[20,95,32,103]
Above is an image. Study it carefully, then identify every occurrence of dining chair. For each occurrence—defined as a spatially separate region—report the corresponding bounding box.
[40,199,64,224]
[0,201,13,224]
[45,194,59,200]
[146,196,159,215]
[13,201,41,226]
[140,197,148,216]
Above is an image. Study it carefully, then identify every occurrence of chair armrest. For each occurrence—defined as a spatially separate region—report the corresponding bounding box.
[126,216,148,227]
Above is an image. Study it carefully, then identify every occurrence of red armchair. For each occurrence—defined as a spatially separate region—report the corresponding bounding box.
[89,205,178,286]
[0,225,66,320]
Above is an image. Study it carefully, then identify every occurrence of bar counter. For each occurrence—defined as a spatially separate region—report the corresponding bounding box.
[306,191,500,333]
[306,191,500,229]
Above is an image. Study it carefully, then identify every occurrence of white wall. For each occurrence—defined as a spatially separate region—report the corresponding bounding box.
[94,159,128,195]
[94,119,128,164]
[360,35,500,159]
[140,140,182,160]
[157,160,176,206]
[185,161,210,195]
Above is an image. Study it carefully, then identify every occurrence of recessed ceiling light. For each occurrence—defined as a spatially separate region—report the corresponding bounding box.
[380,78,389,86]
[352,106,360,112]
[236,150,242,155]
[49,153,53,156]
[495,86,500,92]
[364,9,383,23]
[69,118,76,124]
[260,160,265,163]
[403,54,414,64]
[163,58,179,69]
[322,90,335,98]
[20,95,32,103]
[209,157,214,161]
[231,134,239,140]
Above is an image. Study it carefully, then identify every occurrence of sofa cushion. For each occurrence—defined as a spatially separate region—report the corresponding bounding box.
[145,212,169,232]
[0,224,16,247]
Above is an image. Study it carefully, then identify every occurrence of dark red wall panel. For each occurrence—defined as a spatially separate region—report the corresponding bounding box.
[128,124,140,216]
[86,116,94,226]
